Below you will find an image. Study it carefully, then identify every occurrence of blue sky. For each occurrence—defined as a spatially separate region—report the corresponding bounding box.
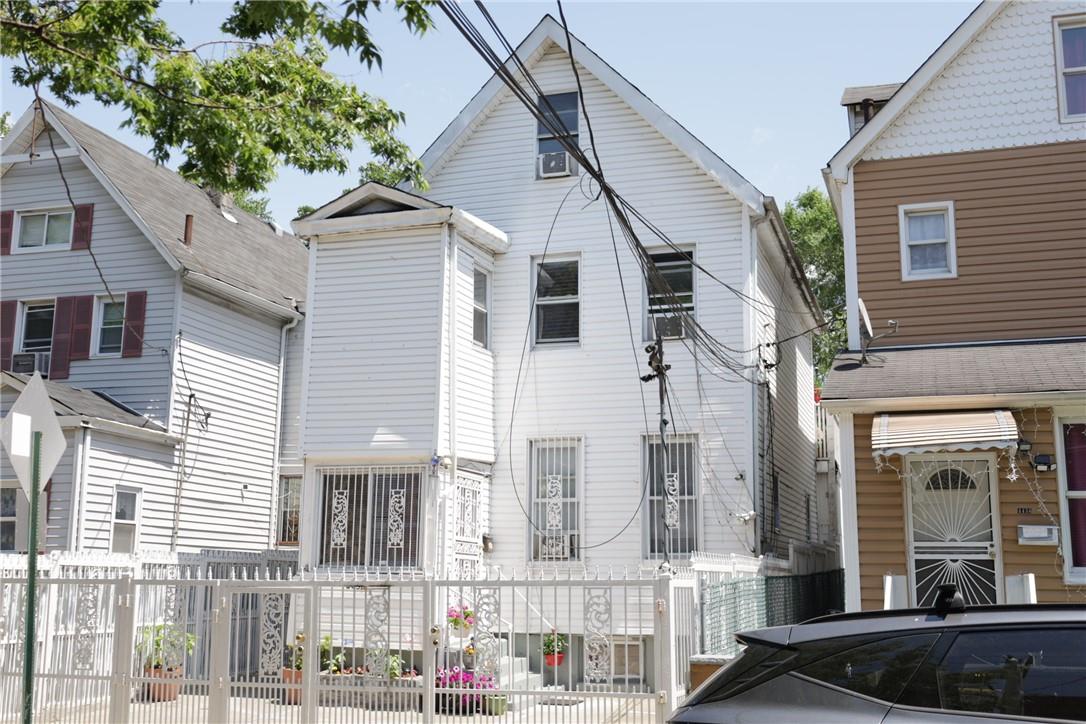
[2,1,976,226]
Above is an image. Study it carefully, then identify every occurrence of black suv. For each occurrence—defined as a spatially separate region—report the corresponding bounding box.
[672,588,1086,723]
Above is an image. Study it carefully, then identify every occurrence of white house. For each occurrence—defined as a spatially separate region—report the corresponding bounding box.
[0,102,308,555]
[285,16,826,577]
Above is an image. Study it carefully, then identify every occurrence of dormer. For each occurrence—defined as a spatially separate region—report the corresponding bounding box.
[840,83,902,137]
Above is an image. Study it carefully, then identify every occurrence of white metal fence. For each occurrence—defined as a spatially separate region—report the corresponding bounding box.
[0,563,708,723]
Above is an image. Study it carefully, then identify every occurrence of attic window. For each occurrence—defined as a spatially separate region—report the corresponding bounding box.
[1055,16,1086,121]
[537,92,578,178]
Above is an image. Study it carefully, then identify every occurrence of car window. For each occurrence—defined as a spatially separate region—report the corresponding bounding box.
[904,628,1086,722]
[797,633,939,702]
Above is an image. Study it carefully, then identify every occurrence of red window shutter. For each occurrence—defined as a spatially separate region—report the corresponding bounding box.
[121,290,147,358]
[69,295,94,361]
[0,300,16,371]
[71,204,94,250]
[49,296,76,380]
[0,211,12,255]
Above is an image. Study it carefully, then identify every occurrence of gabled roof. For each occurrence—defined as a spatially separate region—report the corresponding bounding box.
[415,15,766,215]
[300,181,443,221]
[1,371,165,431]
[839,83,902,106]
[826,1,1007,181]
[2,102,307,314]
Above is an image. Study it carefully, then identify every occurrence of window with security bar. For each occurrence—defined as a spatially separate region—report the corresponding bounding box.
[645,249,694,340]
[318,466,424,567]
[529,437,582,562]
[644,435,698,559]
[277,475,301,545]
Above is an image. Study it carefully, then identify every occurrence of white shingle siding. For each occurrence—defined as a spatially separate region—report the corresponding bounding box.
[864,1,1085,160]
[303,227,443,458]
[0,155,176,423]
[424,44,757,567]
[170,289,281,549]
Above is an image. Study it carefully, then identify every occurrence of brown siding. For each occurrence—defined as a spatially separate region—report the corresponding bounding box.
[853,142,1086,346]
[856,408,1085,611]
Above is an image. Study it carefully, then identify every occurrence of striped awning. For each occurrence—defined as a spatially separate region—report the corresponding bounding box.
[871,410,1019,458]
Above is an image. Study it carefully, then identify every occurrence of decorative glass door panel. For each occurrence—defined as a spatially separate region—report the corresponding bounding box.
[907,456,1000,606]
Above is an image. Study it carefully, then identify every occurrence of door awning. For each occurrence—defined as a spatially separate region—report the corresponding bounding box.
[872,410,1019,458]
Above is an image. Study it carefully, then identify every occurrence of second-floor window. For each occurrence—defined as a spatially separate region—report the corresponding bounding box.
[473,266,490,348]
[16,209,73,250]
[96,298,125,355]
[21,301,55,352]
[534,258,580,345]
[898,202,957,281]
[645,249,695,339]
[1055,16,1086,121]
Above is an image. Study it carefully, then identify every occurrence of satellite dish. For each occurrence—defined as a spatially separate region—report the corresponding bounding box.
[857,297,874,341]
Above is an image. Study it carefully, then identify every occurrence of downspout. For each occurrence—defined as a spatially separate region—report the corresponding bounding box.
[71,425,91,552]
[746,207,763,555]
[446,224,460,576]
[269,303,302,548]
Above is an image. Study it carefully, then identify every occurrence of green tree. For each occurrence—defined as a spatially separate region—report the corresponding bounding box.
[782,188,846,382]
[2,0,433,196]
[0,111,10,137]
[233,193,274,223]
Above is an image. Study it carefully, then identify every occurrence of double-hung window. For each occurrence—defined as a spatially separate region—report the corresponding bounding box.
[644,435,698,559]
[0,485,17,552]
[111,487,140,554]
[898,202,956,280]
[537,92,578,177]
[1055,16,1086,121]
[529,437,582,562]
[96,297,125,355]
[534,258,580,345]
[645,249,695,339]
[1058,421,1086,583]
[277,475,302,546]
[473,266,490,348]
[21,301,55,353]
[16,209,73,250]
[318,466,423,568]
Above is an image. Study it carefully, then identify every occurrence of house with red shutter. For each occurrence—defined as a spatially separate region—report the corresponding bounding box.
[0,101,307,555]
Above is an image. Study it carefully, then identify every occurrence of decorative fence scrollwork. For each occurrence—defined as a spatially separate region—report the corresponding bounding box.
[584,587,612,683]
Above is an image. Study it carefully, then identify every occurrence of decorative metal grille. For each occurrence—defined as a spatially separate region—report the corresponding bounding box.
[473,587,500,679]
[645,435,699,559]
[362,587,390,679]
[584,587,612,683]
[259,593,286,677]
[72,584,100,671]
[529,437,581,562]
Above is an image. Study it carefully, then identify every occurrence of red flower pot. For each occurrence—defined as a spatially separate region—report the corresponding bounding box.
[281,667,302,705]
[544,652,565,668]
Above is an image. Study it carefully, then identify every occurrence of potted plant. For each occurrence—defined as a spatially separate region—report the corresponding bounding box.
[542,631,567,668]
[435,666,496,714]
[281,633,305,705]
[140,624,196,702]
[485,693,510,716]
[446,603,475,639]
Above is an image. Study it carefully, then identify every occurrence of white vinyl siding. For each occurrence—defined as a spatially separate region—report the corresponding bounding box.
[898,202,957,281]
[169,288,282,550]
[453,241,496,463]
[422,42,761,568]
[0,150,176,423]
[304,226,442,457]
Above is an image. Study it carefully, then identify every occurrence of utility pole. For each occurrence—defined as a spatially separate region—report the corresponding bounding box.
[642,331,672,569]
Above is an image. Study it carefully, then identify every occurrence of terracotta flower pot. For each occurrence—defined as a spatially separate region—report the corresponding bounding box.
[544,652,565,668]
[144,666,183,702]
[281,667,303,705]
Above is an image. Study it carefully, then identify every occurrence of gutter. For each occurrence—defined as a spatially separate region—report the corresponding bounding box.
[819,390,1086,414]
[183,271,303,322]
[55,415,181,445]
[269,302,302,548]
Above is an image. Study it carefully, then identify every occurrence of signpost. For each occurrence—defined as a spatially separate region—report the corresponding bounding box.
[0,372,67,724]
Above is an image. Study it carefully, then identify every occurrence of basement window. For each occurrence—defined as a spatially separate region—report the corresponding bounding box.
[1055,16,1086,121]
[898,202,957,281]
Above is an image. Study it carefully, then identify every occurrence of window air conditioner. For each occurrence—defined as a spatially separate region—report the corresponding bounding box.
[11,352,50,376]
[538,151,571,178]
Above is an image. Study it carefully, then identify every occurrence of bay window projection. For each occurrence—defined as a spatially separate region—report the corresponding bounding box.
[529,437,582,562]
[318,466,424,567]
[534,258,580,344]
[644,435,698,559]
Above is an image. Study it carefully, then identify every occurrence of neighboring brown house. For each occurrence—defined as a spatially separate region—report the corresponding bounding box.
[821,0,1086,611]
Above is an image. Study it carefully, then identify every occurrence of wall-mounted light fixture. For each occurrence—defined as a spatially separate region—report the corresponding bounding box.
[1017,438,1033,453]
[1031,454,1055,473]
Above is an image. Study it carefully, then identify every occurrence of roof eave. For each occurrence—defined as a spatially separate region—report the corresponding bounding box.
[820,389,1086,414]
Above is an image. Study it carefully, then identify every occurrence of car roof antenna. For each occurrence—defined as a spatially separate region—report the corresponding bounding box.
[933,583,966,616]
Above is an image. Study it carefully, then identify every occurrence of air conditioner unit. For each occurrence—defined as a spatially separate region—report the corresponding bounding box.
[11,351,50,376]
[538,151,571,178]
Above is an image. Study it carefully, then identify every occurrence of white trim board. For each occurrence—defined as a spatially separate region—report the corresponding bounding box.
[412,15,766,216]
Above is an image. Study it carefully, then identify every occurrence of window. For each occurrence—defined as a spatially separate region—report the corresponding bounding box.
[533,258,579,345]
[901,628,1086,721]
[277,475,301,546]
[473,267,490,348]
[1055,17,1086,121]
[15,210,73,250]
[1,486,16,552]
[21,302,54,352]
[1058,421,1086,582]
[898,202,956,280]
[318,465,423,567]
[798,633,939,703]
[925,467,977,491]
[111,487,139,554]
[529,437,582,562]
[612,638,644,683]
[537,92,578,173]
[645,250,694,339]
[644,435,698,559]
[95,298,125,355]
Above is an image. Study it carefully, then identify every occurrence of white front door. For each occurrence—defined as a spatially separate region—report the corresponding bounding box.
[906,454,1002,606]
